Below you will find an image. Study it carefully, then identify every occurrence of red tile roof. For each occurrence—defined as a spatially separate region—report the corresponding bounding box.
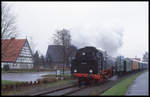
[2,38,27,62]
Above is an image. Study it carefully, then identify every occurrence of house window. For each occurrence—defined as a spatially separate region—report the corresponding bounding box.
[13,64,15,67]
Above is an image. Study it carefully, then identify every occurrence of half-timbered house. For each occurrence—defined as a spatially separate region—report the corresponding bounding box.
[1,38,34,69]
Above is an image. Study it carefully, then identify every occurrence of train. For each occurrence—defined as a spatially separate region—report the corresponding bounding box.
[71,46,148,86]
[116,57,148,76]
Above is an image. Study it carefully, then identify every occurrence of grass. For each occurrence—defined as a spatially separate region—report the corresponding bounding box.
[42,73,71,78]
[2,80,23,86]
[2,78,75,96]
[46,79,75,86]
[101,71,144,96]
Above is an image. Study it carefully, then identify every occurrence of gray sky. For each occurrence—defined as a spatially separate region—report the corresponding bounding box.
[4,2,148,59]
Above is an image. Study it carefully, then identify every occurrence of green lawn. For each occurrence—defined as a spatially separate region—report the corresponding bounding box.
[2,80,23,86]
[101,72,144,96]
[42,73,71,78]
[46,79,75,86]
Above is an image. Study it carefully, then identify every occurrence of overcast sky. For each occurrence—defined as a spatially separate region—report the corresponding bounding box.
[3,1,148,59]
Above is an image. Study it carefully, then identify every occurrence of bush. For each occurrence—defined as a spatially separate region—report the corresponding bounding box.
[41,78,57,83]
[3,65,9,71]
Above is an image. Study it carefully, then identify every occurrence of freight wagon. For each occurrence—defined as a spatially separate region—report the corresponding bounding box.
[141,62,148,70]
[116,56,125,75]
[131,59,139,71]
[123,58,132,73]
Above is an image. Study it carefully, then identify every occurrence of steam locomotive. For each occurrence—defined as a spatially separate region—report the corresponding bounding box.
[71,46,114,85]
[71,46,148,85]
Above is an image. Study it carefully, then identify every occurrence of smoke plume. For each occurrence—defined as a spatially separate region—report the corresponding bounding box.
[70,23,124,56]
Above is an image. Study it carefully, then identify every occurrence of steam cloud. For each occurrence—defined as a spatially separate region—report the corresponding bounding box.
[70,23,124,56]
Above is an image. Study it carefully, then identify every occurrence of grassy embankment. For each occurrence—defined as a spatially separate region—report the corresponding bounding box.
[2,79,76,96]
[43,78,75,87]
[2,72,74,95]
[101,71,145,96]
[42,73,71,78]
[2,80,24,87]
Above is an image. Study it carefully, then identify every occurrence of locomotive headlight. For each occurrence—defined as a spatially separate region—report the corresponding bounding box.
[74,69,77,72]
[82,52,86,55]
[89,69,93,73]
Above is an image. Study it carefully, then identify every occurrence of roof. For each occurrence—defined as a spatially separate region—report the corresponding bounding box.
[2,38,26,62]
[46,45,64,63]
[46,45,77,63]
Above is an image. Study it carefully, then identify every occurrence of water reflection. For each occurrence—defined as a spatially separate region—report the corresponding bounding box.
[2,71,70,82]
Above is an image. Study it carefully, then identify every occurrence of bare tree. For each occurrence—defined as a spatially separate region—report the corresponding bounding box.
[33,51,40,69]
[52,28,71,75]
[1,3,18,39]
[53,29,71,47]
[39,55,46,68]
[66,45,77,67]
[1,3,20,62]
[142,52,148,62]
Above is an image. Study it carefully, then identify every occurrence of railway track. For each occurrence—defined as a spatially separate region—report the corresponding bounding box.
[32,72,145,96]
[61,86,87,96]
[32,77,116,96]
[33,84,87,96]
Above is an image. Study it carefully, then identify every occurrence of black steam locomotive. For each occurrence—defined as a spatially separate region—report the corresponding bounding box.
[71,46,114,85]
